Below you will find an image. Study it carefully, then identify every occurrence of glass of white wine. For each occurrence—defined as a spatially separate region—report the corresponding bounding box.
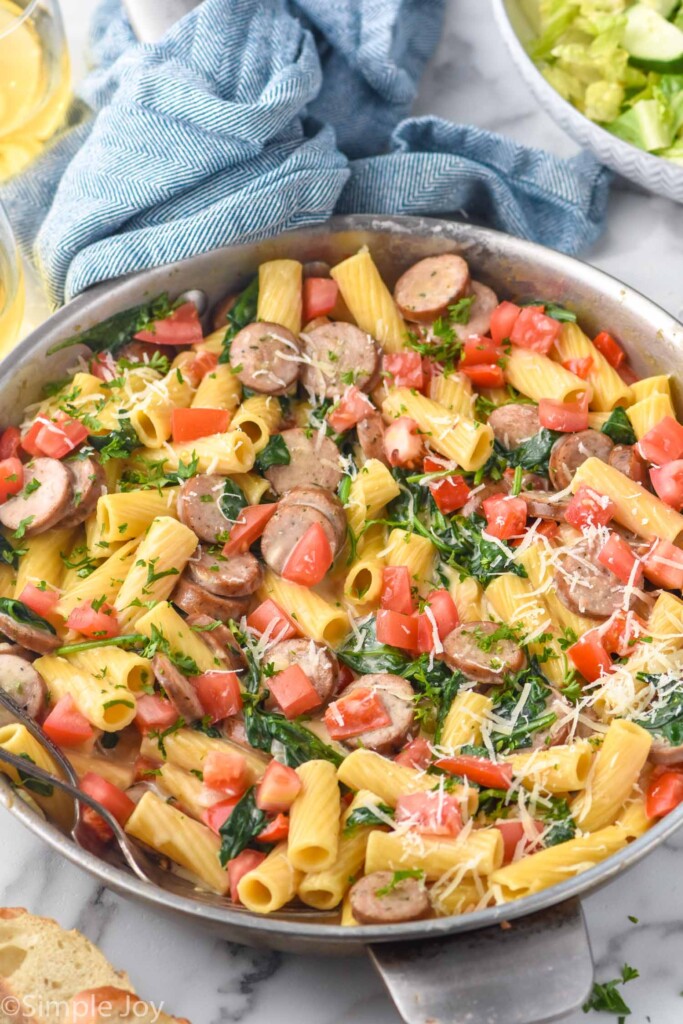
[0,202,25,358]
[0,0,71,181]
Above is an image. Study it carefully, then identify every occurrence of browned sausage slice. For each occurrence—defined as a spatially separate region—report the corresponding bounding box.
[187,547,263,597]
[350,871,430,925]
[609,444,649,486]
[229,322,300,395]
[264,428,343,495]
[554,538,645,620]
[442,621,526,685]
[454,281,498,340]
[116,340,170,365]
[393,255,471,324]
[650,739,683,765]
[521,490,569,521]
[152,653,204,723]
[356,412,388,466]
[265,638,339,707]
[278,485,346,549]
[172,577,250,623]
[488,404,540,450]
[60,457,107,529]
[0,612,59,655]
[185,614,245,670]
[340,674,415,754]
[548,430,614,490]
[300,322,379,399]
[0,458,73,537]
[177,474,233,544]
[461,480,509,518]
[0,654,46,718]
[261,505,341,577]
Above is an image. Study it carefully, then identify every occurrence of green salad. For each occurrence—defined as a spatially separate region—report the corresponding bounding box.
[524,0,683,162]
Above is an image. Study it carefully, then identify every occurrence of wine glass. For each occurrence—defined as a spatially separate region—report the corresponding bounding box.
[0,201,25,358]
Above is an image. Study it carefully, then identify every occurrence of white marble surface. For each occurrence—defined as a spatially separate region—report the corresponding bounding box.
[5,0,683,1021]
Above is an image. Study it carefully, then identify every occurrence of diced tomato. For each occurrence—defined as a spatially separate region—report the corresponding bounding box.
[43,695,94,747]
[184,349,219,387]
[538,396,589,433]
[650,460,683,509]
[302,277,338,323]
[256,760,302,812]
[380,565,414,615]
[202,797,239,835]
[327,386,374,433]
[0,426,21,460]
[171,407,229,443]
[194,670,242,723]
[435,754,513,790]
[597,533,643,585]
[246,598,298,640]
[535,520,559,541]
[67,603,119,640]
[383,416,424,468]
[383,351,424,390]
[637,416,683,466]
[268,664,322,719]
[376,608,419,651]
[394,736,433,771]
[395,791,462,837]
[482,494,527,541]
[20,418,49,457]
[203,750,248,798]
[423,455,470,514]
[18,582,59,620]
[460,337,503,367]
[618,363,639,386]
[133,755,160,782]
[256,813,290,843]
[228,849,267,903]
[337,663,355,693]
[567,633,612,682]
[281,521,333,586]
[460,364,504,387]
[134,694,179,734]
[565,486,615,530]
[562,356,593,380]
[134,301,203,345]
[324,686,391,740]
[495,819,543,865]
[89,352,118,382]
[223,503,277,556]
[416,589,459,653]
[35,413,89,459]
[600,610,647,658]
[593,330,625,369]
[510,306,561,355]
[646,770,683,819]
[489,301,521,345]
[642,539,683,590]
[0,457,23,503]
[80,772,135,837]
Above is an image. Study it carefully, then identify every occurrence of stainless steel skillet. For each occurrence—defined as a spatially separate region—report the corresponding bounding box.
[1,214,682,1024]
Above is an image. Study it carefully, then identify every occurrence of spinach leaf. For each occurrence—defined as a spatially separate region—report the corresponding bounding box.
[87,418,140,462]
[490,660,556,753]
[217,277,259,364]
[343,803,394,836]
[0,536,22,569]
[48,294,176,356]
[441,513,526,586]
[601,407,637,446]
[520,300,577,323]
[634,674,683,746]
[540,796,576,847]
[337,618,408,677]
[0,598,56,635]
[482,428,560,479]
[254,434,290,474]
[16,753,54,797]
[433,672,463,745]
[218,787,267,866]
[219,478,247,523]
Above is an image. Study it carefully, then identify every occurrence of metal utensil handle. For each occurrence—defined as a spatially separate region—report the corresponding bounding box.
[0,686,78,787]
[123,0,203,42]
[369,899,593,1024]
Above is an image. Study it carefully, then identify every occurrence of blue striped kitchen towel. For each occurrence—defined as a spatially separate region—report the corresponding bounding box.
[0,0,610,307]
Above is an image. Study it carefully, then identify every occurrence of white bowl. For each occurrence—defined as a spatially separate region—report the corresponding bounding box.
[492,0,683,204]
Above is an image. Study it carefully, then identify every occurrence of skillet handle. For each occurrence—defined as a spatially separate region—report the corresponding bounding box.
[368,898,593,1024]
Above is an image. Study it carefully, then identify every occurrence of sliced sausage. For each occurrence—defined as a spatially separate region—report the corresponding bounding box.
[172,576,250,623]
[264,428,343,495]
[0,458,73,537]
[454,281,498,340]
[554,538,645,620]
[229,322,300,395]
[261,505,341,577]
[442,621,526,685]
[350,871,430,925]
[393,254,470,324]
[265,638,339,707]
[341,674,415,754]
[488,404,540,450]
[548,430,614,491]
[609,444,649,486]
[521,490,569,521]
[462,480,509,518]
[0,612,59,655]
[0,654,46,718]
[116,340,170,365]
[278,485,346,550]
[177,474,232,544]
[302,261,331,279]
[211,293,237,332]
[152,653,204,723]
[357,412,388,466]
[185,614,245,670]
[650,740,683,766]
[187,547,263,597]
[300,322,379,399]
[60,457,107,529]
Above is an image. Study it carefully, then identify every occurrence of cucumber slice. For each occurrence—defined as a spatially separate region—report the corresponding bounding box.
[623,4,683,73]
[640,0,679,19]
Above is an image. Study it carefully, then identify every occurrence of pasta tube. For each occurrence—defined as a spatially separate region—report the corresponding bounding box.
[382,388,493,471]
[113,516,198,629]
[331,248,407,352]
[288,760,341,872]
[572,720,652,831]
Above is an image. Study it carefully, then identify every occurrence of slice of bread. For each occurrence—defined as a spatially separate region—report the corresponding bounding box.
[68,987,189,1024]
